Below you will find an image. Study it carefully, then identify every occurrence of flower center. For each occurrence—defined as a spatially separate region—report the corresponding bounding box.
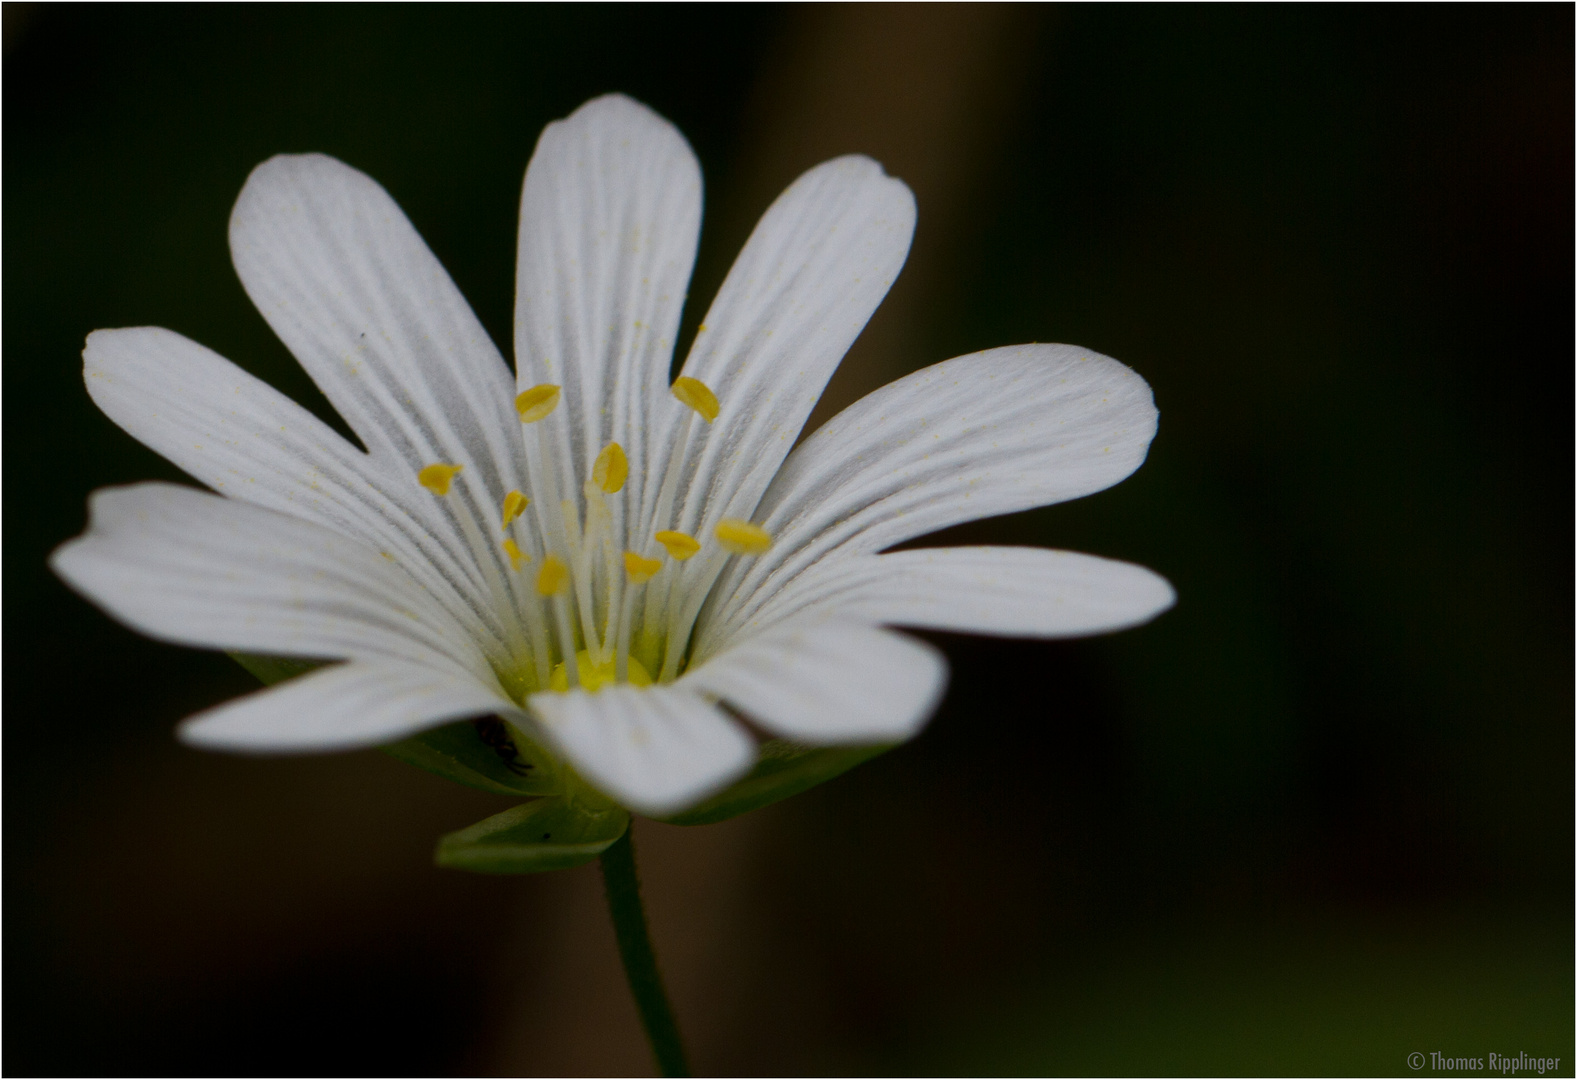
[418,377,770,699]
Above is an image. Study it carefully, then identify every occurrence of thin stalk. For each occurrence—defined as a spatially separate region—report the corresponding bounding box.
[599,827,690,1077]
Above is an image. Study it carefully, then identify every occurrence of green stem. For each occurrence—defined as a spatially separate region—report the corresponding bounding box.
[599,825,690,1077]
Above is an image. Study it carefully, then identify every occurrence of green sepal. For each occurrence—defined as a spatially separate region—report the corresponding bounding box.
[230,652,557,798]
[382,719,560,797]
[230,651,325,686]
[660,739,895,826]
[436,797,630,874]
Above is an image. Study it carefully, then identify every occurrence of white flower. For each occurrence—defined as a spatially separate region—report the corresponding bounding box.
[52,95,1173,818]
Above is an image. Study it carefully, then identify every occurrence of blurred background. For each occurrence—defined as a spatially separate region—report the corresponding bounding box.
[5,5,1571,1075]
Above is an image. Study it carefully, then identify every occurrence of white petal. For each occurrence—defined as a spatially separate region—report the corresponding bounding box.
[85,327,379,518]
[527,684,754,817]
[724,547,1175,649]
[228,153,523,502]
[683,619,947,744]
[81,327,513,653]
[657,155,915,542]
[701,344,1158,645]
[51,482,498,677]
[180,660,517,753]
[513,95,702,535]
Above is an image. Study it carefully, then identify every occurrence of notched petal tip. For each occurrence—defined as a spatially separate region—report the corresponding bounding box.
[82,324,145,360]
[810,153,917,223]
[531,93,699,184]
[80,325,197,390]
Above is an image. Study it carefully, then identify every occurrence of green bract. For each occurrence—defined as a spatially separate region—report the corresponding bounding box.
[436,798,629,874]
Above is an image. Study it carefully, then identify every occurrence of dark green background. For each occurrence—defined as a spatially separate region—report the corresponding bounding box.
[6,5,1571,1076]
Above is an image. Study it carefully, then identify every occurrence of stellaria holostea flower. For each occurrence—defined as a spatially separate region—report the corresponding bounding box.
[52,94,1173,818]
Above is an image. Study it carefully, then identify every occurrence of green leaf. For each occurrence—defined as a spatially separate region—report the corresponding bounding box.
[436,797,629,874]
[229,651,326,686]
[382,719,561,797]
[660,740,896,826]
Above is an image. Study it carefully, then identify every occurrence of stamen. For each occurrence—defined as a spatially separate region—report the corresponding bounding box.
[500,490,529,529]
[654,530,701,560]
[654,521,772,683]
[495,369,740,693]
[537,550,582,687]
[715,519,773,555]
[640,529,699,675]
[592,443,628,494]
[513,390,600,675]
[562,497,605,659]
[515,383,561,423]
[581,484,622,662]
[536,554,569,596]
[417,459,542,686]
[623,551,661,583]
[671,377,720,422]
[417,463,464,496]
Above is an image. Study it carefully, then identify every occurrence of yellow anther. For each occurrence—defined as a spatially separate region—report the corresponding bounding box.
[535,554,569,596]
[502,537,527,571]
[592,442,628,494]
[654,530,701,560]
[671,376,720,422]
[417,463,463,496]
[501,490,529,529]
[515,383,561,423]
[623,551,662,584]
[549,651,653,693]
[715,519,772,555]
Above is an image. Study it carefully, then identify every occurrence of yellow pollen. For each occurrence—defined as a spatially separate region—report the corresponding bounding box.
[715,519,772,555]
[500,490,529,528]
[515,383,561,423]
[417,463,463,496]
[550,651,653,693]
[502,537,527,571]
[592,442,628,494]
[623,551,662,583]
[535,554,569,596]
[654,530,701,560]
[671,376,720,422]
